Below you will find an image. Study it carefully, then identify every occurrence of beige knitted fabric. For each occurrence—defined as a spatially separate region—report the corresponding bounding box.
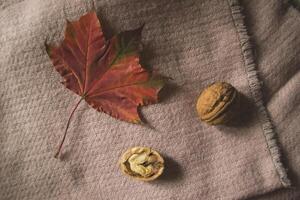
[0,0,297,199]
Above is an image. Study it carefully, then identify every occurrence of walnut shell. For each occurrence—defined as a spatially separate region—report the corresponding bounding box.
[196,82,239,125]
[119,147,164,181]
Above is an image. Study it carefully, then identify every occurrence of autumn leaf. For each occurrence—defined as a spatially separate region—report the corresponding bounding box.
[45,12,165,158]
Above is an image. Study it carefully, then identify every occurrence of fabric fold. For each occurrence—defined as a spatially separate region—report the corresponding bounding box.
[227,0,290,187]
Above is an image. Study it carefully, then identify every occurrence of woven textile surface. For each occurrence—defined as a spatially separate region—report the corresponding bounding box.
[0,0,298,199]
[242,0,300,199]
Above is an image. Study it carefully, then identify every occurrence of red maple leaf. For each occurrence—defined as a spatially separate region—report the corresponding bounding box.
[46,12,165,158]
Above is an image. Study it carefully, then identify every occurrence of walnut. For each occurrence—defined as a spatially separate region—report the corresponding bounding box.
[119,147,164,181]
[196,82,240,125]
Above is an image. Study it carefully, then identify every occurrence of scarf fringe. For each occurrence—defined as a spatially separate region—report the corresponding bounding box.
[228,0,291,187]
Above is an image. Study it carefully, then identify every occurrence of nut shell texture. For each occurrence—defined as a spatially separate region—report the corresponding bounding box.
[119,147,164,181]
[196,82,239,125]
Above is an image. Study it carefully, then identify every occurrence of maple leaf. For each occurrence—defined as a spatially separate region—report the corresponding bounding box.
[45,12,165,158]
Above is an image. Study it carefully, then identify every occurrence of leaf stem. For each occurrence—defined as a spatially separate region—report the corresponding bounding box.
[54,97,84,158]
